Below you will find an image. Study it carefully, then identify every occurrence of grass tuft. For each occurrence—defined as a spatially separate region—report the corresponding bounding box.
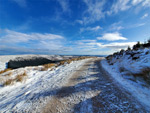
[0,68,12,74]
[3,71,27,86]
[41,63,56,71]
[3,79,14,86]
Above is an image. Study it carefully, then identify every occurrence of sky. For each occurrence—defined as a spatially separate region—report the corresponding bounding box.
[0,0,150,55]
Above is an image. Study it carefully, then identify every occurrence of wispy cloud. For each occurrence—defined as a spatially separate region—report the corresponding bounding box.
[108,0,150,15]
[80,26,102,33]
[142,0,150,7]
[97,32,127,41]
[76,20,84,25]
[74,39,136,55]
[98,42,136,49]
[81,0,105,24]
[107,0,130,15]
[0,29,69,54]
[108,22,124,31]
[132,0,143,5]
[57,0,70,13]
[127,23,146,29]
[12,0,27,8]
[0,29,64,43]
[78,0,150,24]
[141,13,148,19]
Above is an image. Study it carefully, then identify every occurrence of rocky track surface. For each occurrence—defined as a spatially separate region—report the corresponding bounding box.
[43,58,146,113]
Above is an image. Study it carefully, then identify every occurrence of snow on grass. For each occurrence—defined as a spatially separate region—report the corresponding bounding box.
[0,58,91,112]
[101,58,150,112]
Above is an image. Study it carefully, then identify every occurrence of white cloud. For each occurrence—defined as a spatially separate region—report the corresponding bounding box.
[80,26,102,33]
[12,0,27,8]
[141,13,148,19]
[74,39,136,55]
[128,23,146,28]
[57,0,70,13]
[131,0,150,7]
[97,32,127,41]
[88,26,102,31]
[107,0,150,16]
[132,0,143,5]
[108,22,124,31]
[107,0,130,15]
[79,0,150,24]
[0,29,65,51]
[79,40,97,42]
[76,20,84,25]
[142,0,150,7]
[82,0,105,24]
[98,42,136,49]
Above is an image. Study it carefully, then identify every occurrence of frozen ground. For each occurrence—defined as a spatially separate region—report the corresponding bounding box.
[0,58,90,112]
[0,56,148,112]
[101,48,150,112]
[43,58,146,113]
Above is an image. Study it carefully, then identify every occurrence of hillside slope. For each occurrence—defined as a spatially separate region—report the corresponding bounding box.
[0,58,90,112]
[101,48,150,111]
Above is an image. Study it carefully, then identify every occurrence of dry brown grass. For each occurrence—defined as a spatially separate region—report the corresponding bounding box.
[22,71,27,76]
[59,61,66,65]
[0,68,12,74]
[16,75,24,82]
[3,79,14,86]
[133,67,150,84]
[6,72,13,76]
[41,63,56,71]
[66,60,72,64]
[41,56,91,71]
[3,71,27,86]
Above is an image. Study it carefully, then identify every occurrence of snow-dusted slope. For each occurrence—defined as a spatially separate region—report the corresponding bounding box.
[101,48,150,111]
[0,55,73,71]
[0,55,38,71]
[106,48,150,74]
[0,58,90,112]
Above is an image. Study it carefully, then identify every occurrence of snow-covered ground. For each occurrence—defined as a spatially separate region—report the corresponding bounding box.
[0,57,90,112]
[101,48,150,111]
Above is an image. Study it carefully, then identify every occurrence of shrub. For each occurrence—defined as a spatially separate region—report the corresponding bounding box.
[127,46,131,51]
[119,67,126,73]
[133,41,143,50]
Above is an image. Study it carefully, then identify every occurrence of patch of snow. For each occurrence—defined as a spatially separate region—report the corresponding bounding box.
[0,58,91,112]
[101,59,150,112]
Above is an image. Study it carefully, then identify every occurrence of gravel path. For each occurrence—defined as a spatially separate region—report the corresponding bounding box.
[42,58,146,113]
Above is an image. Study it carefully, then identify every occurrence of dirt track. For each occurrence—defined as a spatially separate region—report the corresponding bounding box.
[42,58,146,113]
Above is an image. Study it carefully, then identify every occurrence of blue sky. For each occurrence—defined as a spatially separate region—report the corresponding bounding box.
[0,0,150,55]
